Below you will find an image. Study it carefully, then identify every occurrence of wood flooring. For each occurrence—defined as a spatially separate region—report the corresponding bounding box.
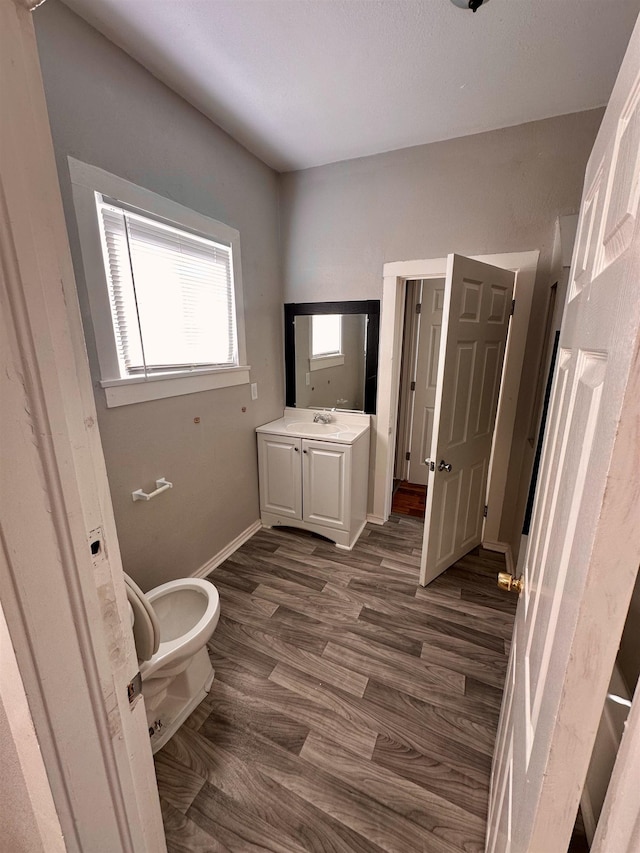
[391,481,427,518]
[155,516,517,853]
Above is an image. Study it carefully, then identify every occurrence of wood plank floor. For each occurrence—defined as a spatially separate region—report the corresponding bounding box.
[391,481,427,517]
[155,516,517,853]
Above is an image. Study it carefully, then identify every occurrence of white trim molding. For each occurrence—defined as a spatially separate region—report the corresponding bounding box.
[482,540,515,578]
[68,157,250,407]
[309,353,345,371]
[102,365,251,407]
[366,513,386,525]
[0,2,166,849]
[191,520,262,579]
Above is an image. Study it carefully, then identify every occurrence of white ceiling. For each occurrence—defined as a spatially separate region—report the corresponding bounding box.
[61,0,640,172]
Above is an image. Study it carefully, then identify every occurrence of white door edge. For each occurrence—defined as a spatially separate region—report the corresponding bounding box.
[1,2,166,850]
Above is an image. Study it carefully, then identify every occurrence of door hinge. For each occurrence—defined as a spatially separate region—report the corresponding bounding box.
[483,504,488,518]
[415,303,422,315]
[510,299,516,316]
[405,451,411,461]
[410,380,416,391]
[127,671,142,705]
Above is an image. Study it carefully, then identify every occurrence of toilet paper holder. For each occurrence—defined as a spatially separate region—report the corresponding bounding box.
[132,478,173,502]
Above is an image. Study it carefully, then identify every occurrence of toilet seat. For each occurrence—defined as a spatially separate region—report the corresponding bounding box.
[141,579,220,679]
[124,573,160,661]
[123,571,220,753]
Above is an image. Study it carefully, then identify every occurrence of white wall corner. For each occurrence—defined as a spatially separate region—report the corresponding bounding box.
[482,540,515,577]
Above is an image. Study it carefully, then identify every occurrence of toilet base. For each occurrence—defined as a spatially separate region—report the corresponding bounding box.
[144,645,214,754]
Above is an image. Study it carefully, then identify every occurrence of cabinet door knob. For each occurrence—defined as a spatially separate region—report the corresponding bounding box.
[303,449,307,454]
[294,447,299,452]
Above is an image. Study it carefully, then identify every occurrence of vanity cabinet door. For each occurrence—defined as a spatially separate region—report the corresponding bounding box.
[257,434,302,519]
[302,440,351,531]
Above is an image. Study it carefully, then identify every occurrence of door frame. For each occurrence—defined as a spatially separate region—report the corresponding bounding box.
[371,251,538,557]
[394,279,423,482]
[1,1,165,849]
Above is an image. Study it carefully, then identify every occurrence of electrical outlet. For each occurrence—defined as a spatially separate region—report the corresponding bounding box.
[250,383,258,400]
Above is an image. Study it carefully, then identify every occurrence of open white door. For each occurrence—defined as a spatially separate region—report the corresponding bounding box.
[407,278,445,487]
[487,15,640,853]
[419,254,514,586]
[1,1,166,850]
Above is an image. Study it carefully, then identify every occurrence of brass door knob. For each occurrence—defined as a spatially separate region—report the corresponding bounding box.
[498,572,524,594]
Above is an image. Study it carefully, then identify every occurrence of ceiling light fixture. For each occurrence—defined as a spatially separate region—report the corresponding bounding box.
[450,0,489,12]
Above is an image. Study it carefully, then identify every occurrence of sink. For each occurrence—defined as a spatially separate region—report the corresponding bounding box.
[285,421,349,436]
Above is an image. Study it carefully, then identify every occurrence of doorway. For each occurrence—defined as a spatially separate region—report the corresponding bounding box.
[372,252,539,570]
[392,277,445,518]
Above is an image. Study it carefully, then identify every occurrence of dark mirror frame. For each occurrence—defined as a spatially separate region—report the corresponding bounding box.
[284,300,380,415]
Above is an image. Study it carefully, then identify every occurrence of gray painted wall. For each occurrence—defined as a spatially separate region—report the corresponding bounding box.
[34,1,283,591]
[0,697,47,853]
[34,0,605,583]
[279,110,603,549]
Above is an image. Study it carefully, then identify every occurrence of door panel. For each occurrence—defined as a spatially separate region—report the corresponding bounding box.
[420,255,515,586]
[258,435,302,519]
[408,279,445,486]
[302,440,350,530]
[487,18,640,852]
[448,340,476,447]
[527,352,607,749]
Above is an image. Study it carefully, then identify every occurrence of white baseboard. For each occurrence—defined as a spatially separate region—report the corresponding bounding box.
[366,514,386,525]
[191,520,262,579]
[482,539,515,576]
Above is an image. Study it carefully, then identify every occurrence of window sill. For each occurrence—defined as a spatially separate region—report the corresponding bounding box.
[309,354,345,372]
[100,366,251,408]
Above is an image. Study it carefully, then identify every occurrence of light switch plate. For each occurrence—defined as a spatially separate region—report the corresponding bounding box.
[250,383,258,400]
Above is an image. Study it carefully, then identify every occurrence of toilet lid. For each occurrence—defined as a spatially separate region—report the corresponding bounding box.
[124,573,161,662]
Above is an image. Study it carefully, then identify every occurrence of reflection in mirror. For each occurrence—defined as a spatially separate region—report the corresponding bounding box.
[295,314,367,410]
[284,301,380,414]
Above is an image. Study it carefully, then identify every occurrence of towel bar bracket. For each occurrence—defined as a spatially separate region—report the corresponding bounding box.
[132,478,173,502]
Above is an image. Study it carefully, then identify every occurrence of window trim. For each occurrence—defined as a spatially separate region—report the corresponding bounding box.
[69,158,249,407]
[309,353,345,372]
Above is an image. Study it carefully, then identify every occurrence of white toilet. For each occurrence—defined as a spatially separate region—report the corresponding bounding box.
[124,573,220,753]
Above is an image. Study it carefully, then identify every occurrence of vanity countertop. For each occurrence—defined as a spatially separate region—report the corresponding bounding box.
[257,408,370,445]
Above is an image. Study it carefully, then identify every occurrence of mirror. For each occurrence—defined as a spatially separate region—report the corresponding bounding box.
[284,300,380,414]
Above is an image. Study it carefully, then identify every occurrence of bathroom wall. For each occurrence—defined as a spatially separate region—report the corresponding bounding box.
[0,603,63,853]
[34,0,604,575]
[34,1,283,591]
[279,109,603,549]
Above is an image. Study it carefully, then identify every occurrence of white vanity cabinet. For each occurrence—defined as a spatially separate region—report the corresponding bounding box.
[256,411,370,550]
[257,434,302,520]
[302,440,350,531]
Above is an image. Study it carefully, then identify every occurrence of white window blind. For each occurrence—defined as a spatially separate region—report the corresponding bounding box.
[97,197,237,377]
[311,314,342,358]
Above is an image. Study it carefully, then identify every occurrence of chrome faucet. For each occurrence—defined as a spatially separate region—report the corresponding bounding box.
[313,410,332,424]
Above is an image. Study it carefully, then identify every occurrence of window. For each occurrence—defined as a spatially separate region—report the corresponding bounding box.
[310,314,344,371]
[98,200,237,376]
[311,314,341,357]
[69,159,248,407]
